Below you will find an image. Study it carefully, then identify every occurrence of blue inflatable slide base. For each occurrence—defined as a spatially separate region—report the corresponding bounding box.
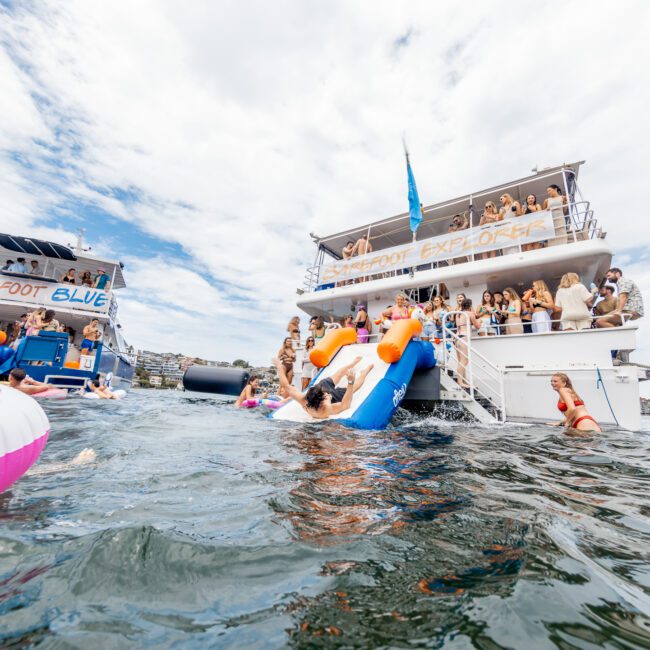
[337,340,435,430]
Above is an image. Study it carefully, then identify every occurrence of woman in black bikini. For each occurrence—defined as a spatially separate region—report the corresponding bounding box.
[278,337,296,384]
[550,373,601,433]
[354,304,371,343]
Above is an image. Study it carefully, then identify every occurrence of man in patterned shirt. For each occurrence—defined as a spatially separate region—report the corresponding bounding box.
[596,267,644,327]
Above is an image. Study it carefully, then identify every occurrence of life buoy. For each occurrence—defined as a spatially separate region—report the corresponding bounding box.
[0,386,50,493]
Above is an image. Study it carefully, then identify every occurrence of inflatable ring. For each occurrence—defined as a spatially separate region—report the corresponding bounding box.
[0,385,50,493]
[240,398,284,410]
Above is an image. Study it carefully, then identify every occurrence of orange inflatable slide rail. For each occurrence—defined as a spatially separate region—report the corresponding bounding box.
[377,319,422,363]
[309,327,358,368]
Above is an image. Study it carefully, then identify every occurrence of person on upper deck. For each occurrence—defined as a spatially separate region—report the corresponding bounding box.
[29,260,42,276]
[382,293,409,323]
[479,202,503,259]
[8,258,28,273]
[500,288,524,334]
[524,194,542,214]
[448,213,469,232]
[554,273,593,331]
[352,234,372,256]
[498,194,522,220]
[1,260,14,271]
[543,184,569,244]
[61,268,77,284]
[94,268,111,291]
[80,271,93,287]
[523,194,543,251]
[595,267,644,328]
[342,241,355,260]
[527,280,554,333]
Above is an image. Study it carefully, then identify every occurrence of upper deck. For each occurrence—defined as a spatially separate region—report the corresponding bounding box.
[0,233,125,320]
[302,161,606,296]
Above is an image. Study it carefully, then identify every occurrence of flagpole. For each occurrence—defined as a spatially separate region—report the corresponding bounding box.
[403,137,417,243]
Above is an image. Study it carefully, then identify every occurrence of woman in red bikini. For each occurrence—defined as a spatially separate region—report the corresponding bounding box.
[550,373,601,432]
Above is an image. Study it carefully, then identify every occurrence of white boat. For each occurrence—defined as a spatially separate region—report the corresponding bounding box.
[0,230,134,390]
[273,161,645,430]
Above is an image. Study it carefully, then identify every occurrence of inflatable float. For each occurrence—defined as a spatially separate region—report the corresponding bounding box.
[240,397,284,410]
[33,388,68,400]
[83,389,127,399]
[0,385,50,493]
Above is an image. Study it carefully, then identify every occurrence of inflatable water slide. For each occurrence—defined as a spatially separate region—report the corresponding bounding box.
[271,319,436,429]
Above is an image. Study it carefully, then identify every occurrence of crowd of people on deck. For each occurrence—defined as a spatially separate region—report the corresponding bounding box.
[1,259,112,290]
[2,307,104,356]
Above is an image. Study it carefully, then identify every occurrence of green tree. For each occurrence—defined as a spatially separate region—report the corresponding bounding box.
[232,359,250,368]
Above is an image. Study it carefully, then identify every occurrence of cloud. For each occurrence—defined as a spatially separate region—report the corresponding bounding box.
[0,0,649,368]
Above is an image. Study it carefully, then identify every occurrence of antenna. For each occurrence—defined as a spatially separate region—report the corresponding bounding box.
[75,228,85,254]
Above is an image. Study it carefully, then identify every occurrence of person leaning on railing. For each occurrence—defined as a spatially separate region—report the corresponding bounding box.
[595,267,644,328]
[478,202,502,259]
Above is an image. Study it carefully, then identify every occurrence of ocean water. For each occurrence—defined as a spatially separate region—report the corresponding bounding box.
[1,390,650,649]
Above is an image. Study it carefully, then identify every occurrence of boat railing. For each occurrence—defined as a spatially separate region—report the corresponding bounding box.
[303,200,601,292]
[440,311,506,421]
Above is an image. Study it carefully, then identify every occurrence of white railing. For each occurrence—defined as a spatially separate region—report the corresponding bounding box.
[303,200,600,292]
[441,311,506,421]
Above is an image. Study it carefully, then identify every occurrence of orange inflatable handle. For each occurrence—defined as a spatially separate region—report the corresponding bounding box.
[377,319,422,363]
[310,327,358,368]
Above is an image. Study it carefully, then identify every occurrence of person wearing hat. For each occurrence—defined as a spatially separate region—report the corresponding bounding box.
[93,267,111,291]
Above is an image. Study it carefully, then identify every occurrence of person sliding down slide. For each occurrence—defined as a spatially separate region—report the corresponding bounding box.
[273,356,373,420]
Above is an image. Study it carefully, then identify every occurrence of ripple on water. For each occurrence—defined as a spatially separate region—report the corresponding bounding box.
[1,390,649,647]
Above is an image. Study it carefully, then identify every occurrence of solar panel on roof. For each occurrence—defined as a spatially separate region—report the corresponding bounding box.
[11,236,41,255]
[0,233,76,260]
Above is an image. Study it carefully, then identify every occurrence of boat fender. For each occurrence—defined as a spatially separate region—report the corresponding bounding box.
[183,365,250,396]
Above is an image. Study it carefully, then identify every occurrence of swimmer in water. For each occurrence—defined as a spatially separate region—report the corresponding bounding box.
[27,448,96,476]
[549,373,601,433]
[235,375,266,407]
[273,355,373,419]
[8,368,54,395]
[87,380,119,399]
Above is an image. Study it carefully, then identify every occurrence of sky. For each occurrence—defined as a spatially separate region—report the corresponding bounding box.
[1,1,649,376]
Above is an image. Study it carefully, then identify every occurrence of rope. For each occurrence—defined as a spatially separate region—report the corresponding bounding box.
[596,367,619,426]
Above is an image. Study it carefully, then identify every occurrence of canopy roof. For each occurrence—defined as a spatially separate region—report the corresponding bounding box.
[0,234,127,289]
[315,162,585,260]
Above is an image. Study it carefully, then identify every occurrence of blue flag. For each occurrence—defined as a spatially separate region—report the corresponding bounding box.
[407,156,422,234]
